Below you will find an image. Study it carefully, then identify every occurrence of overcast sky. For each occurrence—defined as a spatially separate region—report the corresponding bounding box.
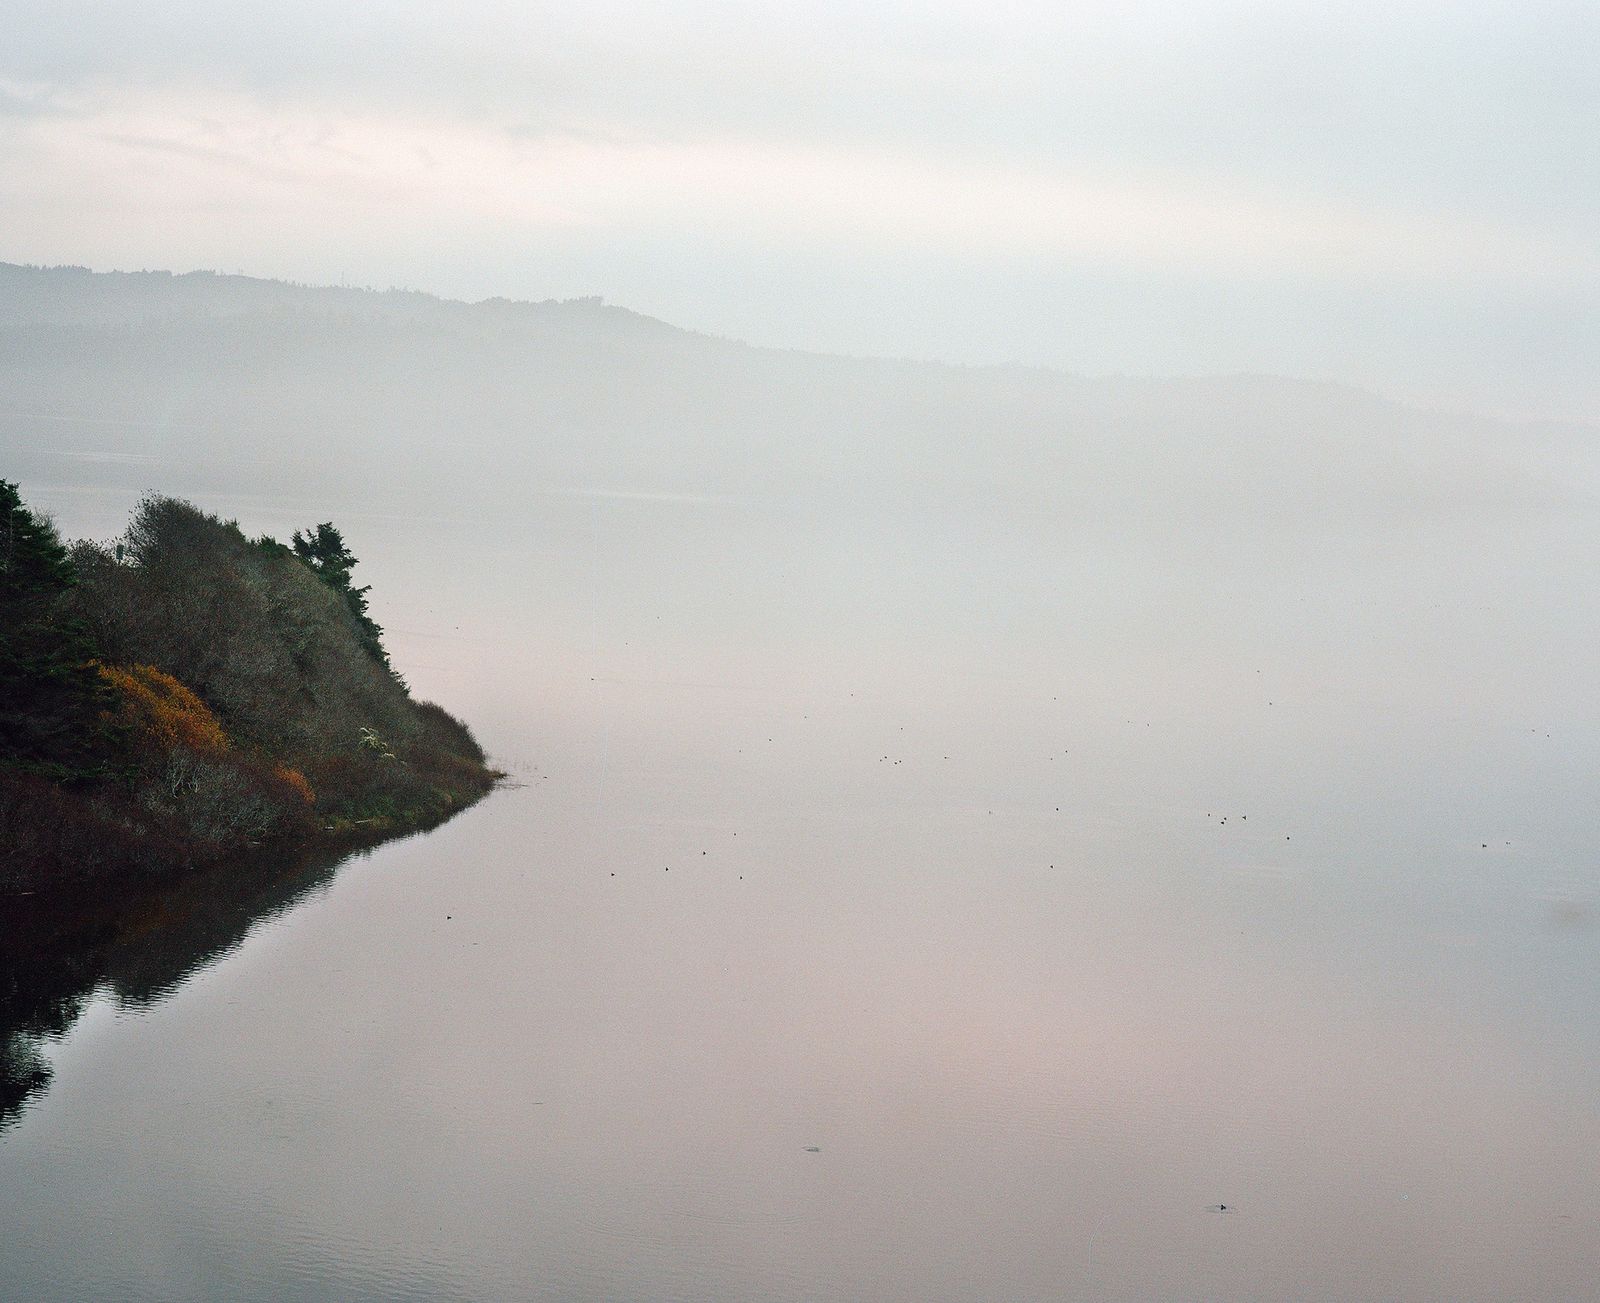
[3,1,1595,420]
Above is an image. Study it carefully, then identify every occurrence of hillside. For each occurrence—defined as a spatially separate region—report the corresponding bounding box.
[6,261,1593,544]
[0,482,498,896]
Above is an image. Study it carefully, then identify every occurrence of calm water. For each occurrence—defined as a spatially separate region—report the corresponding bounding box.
[4,461,1600,1301]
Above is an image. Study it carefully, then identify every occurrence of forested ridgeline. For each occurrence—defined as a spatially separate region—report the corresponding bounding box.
[0,482,497,897]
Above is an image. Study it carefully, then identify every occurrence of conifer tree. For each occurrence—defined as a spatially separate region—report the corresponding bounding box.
[0,481,109,778]
[291,522,392,670]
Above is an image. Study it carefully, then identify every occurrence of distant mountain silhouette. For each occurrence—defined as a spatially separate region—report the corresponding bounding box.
[2,261,1591,528]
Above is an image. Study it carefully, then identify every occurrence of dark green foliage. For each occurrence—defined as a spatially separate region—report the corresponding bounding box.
[74,497,415,756]
[290,521,356,587]
[291,521,391,670]
[3,489,496,897]
[0,481,110,781]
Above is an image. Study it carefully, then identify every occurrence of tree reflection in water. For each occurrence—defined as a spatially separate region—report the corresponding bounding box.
[0,824,439,1130]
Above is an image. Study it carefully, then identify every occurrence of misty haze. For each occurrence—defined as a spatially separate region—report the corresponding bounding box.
[3,5,1599,1301]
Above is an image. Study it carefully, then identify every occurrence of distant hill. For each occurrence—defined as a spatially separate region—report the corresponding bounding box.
[6,262,1593,598]
[0,261,679,334]
[8,260,1593,536]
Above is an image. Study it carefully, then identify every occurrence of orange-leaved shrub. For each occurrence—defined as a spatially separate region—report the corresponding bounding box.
[273,765,315,805]
[97,663,229,755]
[90,662,317,851]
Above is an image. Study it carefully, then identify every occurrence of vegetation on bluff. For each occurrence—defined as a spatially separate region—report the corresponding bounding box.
[0,483,497,896]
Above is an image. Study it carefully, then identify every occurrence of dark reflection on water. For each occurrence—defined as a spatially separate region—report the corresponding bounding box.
[0,832,419,1131]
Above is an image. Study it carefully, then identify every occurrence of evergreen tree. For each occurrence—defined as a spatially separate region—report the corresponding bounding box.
[0,482,109,779]
[290,522,356,588]
[291,522,392,670]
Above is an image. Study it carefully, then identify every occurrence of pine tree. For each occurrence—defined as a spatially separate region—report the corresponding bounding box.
[291,522,393,671]
[0,482,110,779]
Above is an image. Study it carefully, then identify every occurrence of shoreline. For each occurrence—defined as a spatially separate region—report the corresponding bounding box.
[1,757,503,903]
[0,779,502,1129]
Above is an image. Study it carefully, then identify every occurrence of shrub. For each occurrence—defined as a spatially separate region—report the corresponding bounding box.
[98,663,229,756]
[153,749,281,846]
[273,765,315,805]
[0,769,193,891]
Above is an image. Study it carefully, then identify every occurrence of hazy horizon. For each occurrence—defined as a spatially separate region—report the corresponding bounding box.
[5,2,1596,423]
[5,257,1595,435]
